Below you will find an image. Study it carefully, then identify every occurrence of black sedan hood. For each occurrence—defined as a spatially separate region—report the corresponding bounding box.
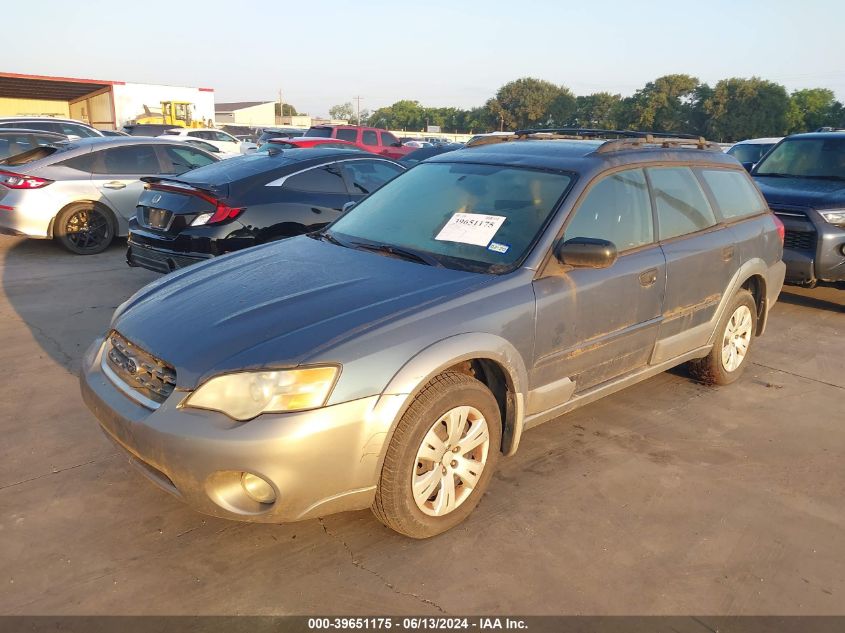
[112,236,490,387]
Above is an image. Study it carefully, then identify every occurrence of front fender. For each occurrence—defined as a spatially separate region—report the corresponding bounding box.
[370,332,529,470]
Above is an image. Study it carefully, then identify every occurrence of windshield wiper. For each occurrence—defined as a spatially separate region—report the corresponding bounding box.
[350,241,442,267]
[308,230,347,247]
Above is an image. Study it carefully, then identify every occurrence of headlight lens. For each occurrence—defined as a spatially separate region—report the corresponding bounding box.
[818,209,845,227]
[183,366,338,421]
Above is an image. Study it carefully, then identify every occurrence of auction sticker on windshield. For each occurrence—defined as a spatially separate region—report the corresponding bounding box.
[435,213,506,247]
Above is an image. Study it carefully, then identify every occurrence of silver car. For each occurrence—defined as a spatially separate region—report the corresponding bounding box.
[0,137,218,253]
[80,133,786,538]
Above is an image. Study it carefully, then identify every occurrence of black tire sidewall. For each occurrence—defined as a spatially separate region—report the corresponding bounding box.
[56,204,115,255]
[710,290,758,384]
[377,374,501,538]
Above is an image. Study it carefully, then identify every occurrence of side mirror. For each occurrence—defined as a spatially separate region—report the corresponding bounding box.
[341,201,357,214]
[391,142,402,148]
[741,161,754,173]
[555,237,618,269]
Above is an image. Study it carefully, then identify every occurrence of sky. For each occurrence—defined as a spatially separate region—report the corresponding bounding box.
[5,0,844,117]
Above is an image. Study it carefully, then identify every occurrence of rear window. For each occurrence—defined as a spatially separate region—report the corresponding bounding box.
[337,129,358,142]
[0,144,69,166]
[698,169,768,220]
[284,166,346,193]
[728,143,773,164]
[648,167,718,240]
[176,151,296,184]
[305,127,333,138]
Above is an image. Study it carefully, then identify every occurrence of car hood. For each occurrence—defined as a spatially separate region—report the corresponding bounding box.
[112,236,491,387]
[754,176,845,210]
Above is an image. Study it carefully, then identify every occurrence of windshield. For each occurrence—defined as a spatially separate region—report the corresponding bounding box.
[328,162,573,273]
[755,137,845,180]
[728,143,773,164]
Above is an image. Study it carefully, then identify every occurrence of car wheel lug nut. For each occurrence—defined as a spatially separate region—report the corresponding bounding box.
[450,460,457,467]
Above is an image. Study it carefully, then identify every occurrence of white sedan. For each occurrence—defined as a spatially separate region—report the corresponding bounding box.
[160,128,255,154]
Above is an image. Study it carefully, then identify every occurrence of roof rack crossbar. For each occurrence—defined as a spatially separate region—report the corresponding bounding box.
[593,135,720,154]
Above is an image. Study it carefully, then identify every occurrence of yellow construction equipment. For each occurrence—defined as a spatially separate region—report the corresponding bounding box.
[134,101,204,128]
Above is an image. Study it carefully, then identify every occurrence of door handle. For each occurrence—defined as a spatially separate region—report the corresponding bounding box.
[103,181,126,190]
[639,268,658,287]
[721,245,735,261]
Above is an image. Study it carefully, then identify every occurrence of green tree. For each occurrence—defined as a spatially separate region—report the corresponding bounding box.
[789,88,842,132]
[572,93,623,129]
[621,74,700,132]
[274,103,298,117]
[494,77,574,129]
[704,77,792,141]
[328,102,354,121]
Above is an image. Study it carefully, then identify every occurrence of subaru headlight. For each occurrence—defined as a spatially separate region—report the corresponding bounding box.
[818,209,845,228]
[183,366,339,421]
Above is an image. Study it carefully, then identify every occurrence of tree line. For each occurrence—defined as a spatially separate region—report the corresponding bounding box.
[329,75,844,141]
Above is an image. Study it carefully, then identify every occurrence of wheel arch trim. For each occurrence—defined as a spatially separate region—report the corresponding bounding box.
[372,333,529,468]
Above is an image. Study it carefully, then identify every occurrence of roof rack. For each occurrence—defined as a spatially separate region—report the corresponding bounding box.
[466,127,721,153]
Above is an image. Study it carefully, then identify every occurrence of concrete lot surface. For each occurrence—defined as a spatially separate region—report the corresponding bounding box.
[0,235,843,615]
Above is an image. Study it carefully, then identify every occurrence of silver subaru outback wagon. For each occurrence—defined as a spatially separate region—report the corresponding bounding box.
[80,132,786,538]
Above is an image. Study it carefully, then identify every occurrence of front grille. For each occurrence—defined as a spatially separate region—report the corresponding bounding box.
[784,229,816,251]
[104,331,176,406]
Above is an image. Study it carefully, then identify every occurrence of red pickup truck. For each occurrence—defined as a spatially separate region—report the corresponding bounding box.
[304,125,413,159]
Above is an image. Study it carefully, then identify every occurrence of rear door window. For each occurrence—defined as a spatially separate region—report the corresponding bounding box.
[647,167,718,240]
[697,169,768,220]
[342,160,405,195]
[563,168,654,251]
[284,166,347,193]
[381,131,399,147]
[95,145,162,175]
[336,129,358,142]
[362,130,378,146]
[161,146,217,174]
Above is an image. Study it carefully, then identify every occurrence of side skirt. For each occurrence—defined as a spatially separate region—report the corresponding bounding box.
[521,345,712,432]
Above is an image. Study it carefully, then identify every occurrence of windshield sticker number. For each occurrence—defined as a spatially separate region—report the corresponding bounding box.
[487,241,510,254]
[435,213,507,247]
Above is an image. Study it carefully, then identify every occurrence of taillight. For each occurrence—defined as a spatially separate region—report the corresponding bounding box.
[208,202,245,224]
[771,213,785,244]
[0,169,53,189]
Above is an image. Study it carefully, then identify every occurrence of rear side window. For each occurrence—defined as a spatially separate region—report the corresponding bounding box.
[57,153,96,172]
[162,146,217,174]
[698,169,768,220]
[648,167,717,240]
[381,132,399,147]
[362,130,378,146]
[343,160,404,194]
[563,168,654,251]
[336,129,358,142]
[284,166,347,193]
[95,145,162,175]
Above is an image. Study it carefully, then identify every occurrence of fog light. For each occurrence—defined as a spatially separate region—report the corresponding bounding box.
[240,472,276,504]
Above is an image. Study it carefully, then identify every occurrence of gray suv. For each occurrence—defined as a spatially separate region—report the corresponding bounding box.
[80,131,786,538]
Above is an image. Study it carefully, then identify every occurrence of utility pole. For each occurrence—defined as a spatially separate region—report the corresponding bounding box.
[278,88,283,124]
[353,95,363,125]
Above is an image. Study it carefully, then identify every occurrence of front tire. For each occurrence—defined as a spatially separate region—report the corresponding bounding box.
[372,371,501,538]
[55,203,115,255]
[688,289,757,385]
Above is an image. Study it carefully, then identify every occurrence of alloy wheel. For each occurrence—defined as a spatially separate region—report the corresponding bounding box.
[65,208,111,252]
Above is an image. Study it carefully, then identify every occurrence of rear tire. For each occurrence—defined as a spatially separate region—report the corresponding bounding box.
[688,289,757,385]
[372,371,501,538]
[55,203,115,255]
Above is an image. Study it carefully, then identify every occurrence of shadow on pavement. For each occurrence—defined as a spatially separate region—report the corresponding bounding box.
[778,287,844,313]
[0,236,159,374]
